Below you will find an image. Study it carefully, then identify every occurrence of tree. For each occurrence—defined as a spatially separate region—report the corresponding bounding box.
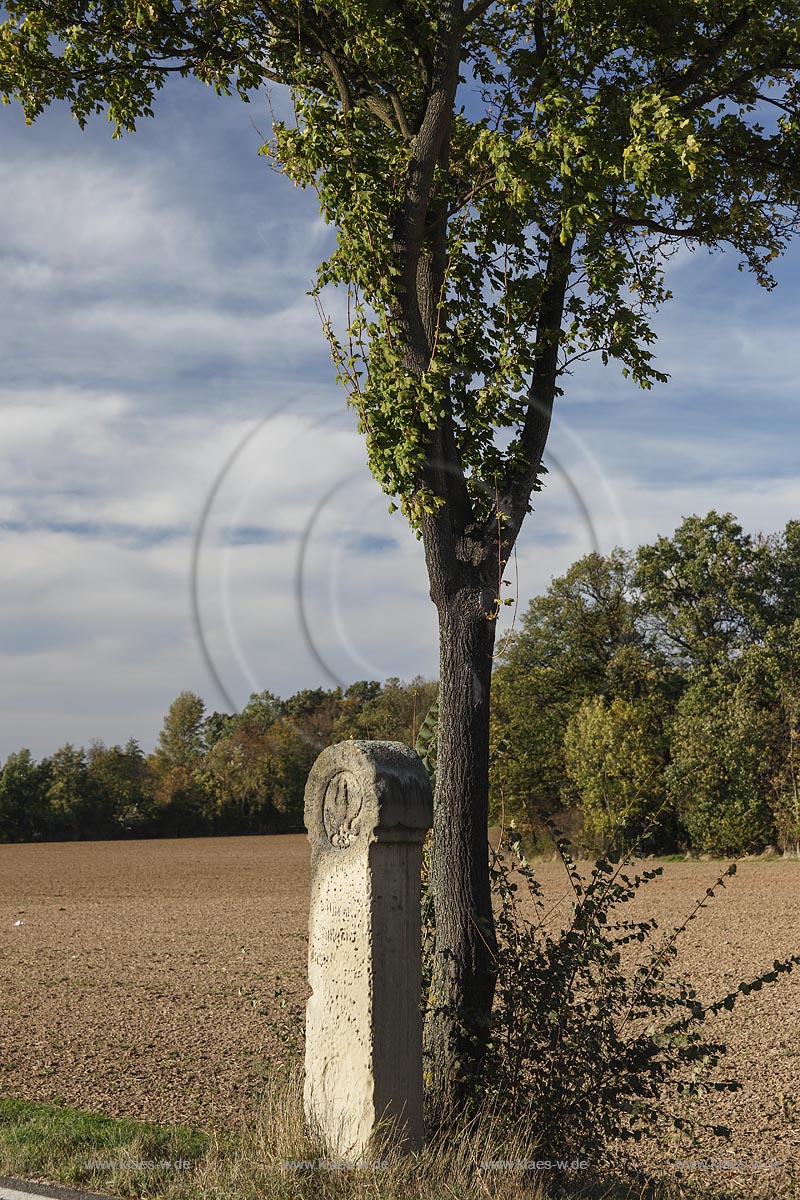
[283,686,343,747]
[45,744,94,839]
[343,679,383,708]
[150,764,209,836]
[152,691,207,773]
[202,725,285,833]
[665,670,775,855]
[563,694,667,852]
[261,717,320,828]
[766,626,800,857]
[489,551,642,832]
[204,710,237,749]
[237,689,285,732]
[6,0,800,1116]
[735,621,800,856]
[328,679,384,740]
[86,738,153,836]
[332,675,438,745]
[0,749,52,842]
[204,689,285,751]
[149,692,208,833]
[764,519,800,631]
[634,512,768,672]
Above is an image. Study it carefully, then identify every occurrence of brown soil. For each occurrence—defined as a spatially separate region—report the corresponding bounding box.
[1,838,797,1190]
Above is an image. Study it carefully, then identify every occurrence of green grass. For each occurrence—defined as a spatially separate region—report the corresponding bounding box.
[0,1096,208,1197]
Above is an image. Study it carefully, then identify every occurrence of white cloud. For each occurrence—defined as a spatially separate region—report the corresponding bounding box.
[0,161,194,285]
[1,78,799,761]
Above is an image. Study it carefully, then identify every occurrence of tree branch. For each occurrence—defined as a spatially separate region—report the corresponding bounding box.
[677,66,762,116]
[392,2,463,362]
[364,93,400,132]
[459,0,495,32]
[661,9,753,100]
[752,91,795,115]
[608,212,711,240]
[320,49,352,113]
[389,89,414,140]
[485,230,574,563]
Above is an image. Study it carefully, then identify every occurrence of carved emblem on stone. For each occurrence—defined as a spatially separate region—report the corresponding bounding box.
[323,772,362,849]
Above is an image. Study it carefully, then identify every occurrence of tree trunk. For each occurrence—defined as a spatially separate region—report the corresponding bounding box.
[422,580,498,1124]
[413,230,572,1124]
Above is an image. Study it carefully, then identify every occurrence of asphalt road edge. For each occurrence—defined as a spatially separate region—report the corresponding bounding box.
[0,1176,121,1200]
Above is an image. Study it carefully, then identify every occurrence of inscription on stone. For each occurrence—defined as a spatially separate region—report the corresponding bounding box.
[308,899,360,967]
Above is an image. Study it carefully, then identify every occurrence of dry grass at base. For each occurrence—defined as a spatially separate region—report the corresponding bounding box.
[183,1059,671,1200]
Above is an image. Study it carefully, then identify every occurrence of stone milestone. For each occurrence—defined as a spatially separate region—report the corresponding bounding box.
[303,740,433,1162]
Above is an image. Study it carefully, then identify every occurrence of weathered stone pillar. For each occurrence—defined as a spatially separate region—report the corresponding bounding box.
[304,740,433,1162]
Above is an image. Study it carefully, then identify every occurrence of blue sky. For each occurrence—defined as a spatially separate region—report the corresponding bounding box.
[1,76,799,759]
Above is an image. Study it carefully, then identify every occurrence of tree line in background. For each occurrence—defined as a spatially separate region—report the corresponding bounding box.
[2,510,799,856]
[0,676,438,844]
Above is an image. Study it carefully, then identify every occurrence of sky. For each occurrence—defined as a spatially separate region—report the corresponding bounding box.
[1,75,799,759]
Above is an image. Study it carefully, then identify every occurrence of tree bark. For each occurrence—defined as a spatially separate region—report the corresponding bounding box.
[422,558,499,1124]
[416,232,573,1125]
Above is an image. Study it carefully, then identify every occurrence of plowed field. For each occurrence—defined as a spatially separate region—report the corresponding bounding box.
[1,837,797,1190]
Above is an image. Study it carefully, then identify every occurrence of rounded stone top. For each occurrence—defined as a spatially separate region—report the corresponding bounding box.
[304,740,433,851]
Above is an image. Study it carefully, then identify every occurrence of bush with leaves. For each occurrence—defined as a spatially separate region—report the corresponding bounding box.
[470,825,800,1174]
